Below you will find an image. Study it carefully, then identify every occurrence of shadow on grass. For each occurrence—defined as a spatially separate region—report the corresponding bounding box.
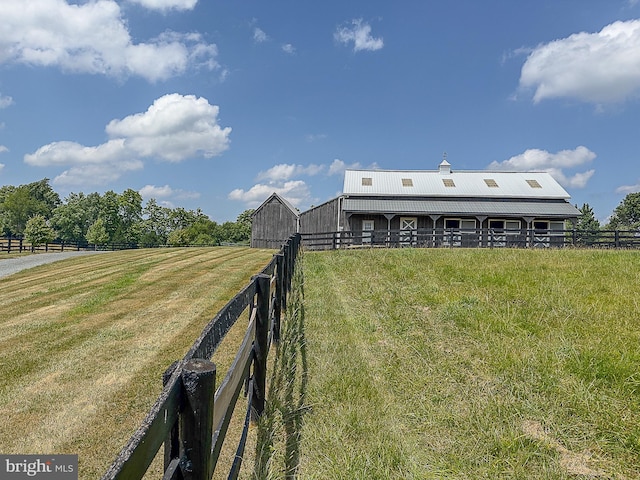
[254,258,309,479]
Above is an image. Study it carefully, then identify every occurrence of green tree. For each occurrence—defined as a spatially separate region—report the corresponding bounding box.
[117,189,143,244]
[0,186,41,236]
[167,228,191,247]
[574,203,601,245]
[606,192,640,231]
[51,192,100,244]
[235,209,254,242]
[26,179,61,216]
[140,199,172,246]
[86,218,110,248]
[24,214,56,249]
[99,190,121,243]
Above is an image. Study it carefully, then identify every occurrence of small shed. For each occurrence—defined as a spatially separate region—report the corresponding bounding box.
[251,193,299,248]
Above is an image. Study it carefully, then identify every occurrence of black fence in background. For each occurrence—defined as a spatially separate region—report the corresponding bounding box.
[0,237,244,253]
[301,228,640,251]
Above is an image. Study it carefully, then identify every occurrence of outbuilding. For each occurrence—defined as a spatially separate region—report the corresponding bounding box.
[250,193,299,248]
[254,160,581,249]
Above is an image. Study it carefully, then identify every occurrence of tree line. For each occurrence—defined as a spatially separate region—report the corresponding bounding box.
[0,179,254,248]
[574,192,640,244]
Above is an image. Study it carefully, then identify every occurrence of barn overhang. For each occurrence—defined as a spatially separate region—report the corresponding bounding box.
[341,198,580,219]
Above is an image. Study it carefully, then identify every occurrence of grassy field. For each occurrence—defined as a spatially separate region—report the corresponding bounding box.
[3,247,640,479]
[0,247,275,479]
[296,248,640,479]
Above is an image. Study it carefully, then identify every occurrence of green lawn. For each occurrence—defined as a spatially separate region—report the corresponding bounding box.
[3,247,639,479]
[0,247,275,479]
[294,248,640,479]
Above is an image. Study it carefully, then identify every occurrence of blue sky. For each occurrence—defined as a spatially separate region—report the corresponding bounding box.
[1,0,640,223]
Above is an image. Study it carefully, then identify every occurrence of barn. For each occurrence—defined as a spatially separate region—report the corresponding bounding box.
[250,193,299,248]
[253,160,581,249]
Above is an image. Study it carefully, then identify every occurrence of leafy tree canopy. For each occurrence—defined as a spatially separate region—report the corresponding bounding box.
[0,179,253,246]
[606,192,640,231]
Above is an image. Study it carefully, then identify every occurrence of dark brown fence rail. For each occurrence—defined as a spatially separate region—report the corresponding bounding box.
[101,233,301,480]
[301,228,640,250]
[0,237,241,253]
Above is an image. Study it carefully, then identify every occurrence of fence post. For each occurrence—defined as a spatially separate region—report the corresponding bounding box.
[163,361,181,471]
[273,254,285,343]
[180,359,216,480]
[252,274,270,421]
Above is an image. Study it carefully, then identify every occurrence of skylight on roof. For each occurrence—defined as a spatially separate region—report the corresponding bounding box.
[362,177,372,186]
[526,179,542,188]
[402,178,413,187]
[442,179,455,187]
[484,179,499,188]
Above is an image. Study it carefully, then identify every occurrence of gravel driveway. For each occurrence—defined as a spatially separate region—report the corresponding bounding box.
[0,251,107,279]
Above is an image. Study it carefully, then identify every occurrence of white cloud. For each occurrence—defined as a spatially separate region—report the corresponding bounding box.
[328,158,378,175]
[328,159,352,176]
[0,93,13,109]
[305,133,327,142]
[256,163,324,182]
[139,184,200,202]
[0,146,8,154]
[24,93,231,186]
[128,0,198,12]
[228,180,311,209]
[615,182,640,194]
[53,160,144,187]
[254,28,269,43]
[488,146,596,188]
[106,93,231,162]
[0,0,218,82]
[282,43,295,54]
[335,19,384,52]
[519,19,640,104]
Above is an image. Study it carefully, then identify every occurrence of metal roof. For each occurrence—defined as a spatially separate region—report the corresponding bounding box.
[343,168,572,199]
[342,198,580,218]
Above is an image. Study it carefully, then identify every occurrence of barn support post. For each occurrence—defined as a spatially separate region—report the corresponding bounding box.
[252,274,271,421]
[180,359,216,480]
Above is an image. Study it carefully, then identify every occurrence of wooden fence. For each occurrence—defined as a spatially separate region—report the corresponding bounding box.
[301,228,640,250]
[0,237,245,253]
[101,233,301,480]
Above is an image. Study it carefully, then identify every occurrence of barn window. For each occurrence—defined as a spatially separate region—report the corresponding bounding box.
[442,178,456,187]
[526,179,542,188]
[484,179,499,187]
[362,177,373,186]
[402,178,413,187]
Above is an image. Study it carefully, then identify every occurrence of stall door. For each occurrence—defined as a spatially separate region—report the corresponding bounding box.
[400,217,417,246]
[362,219,374,244]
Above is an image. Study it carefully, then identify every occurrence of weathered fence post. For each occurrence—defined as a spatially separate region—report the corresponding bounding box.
[163,361,181,471]
[273,254,285,343]
[252,274,270,421]
[180,359,216,480]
